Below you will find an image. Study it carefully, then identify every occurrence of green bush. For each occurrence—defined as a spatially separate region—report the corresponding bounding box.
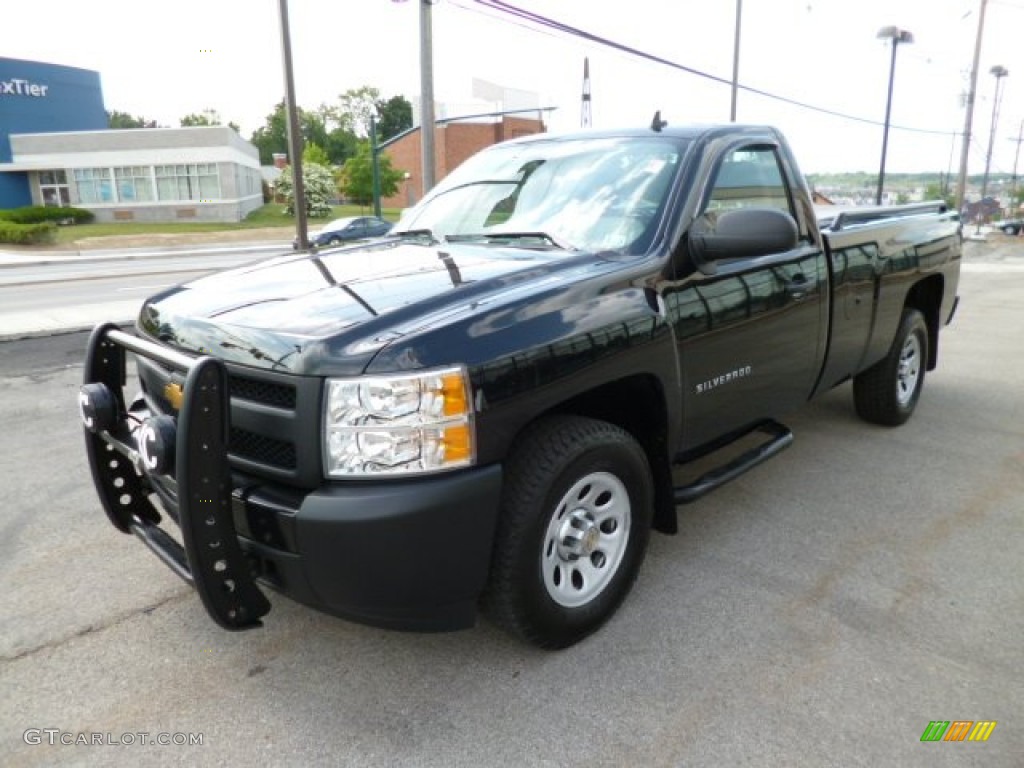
[0,220,57,245]
[0,205,95,225]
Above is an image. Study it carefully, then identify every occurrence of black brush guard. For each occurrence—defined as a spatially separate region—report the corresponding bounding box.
[81,323,270,630]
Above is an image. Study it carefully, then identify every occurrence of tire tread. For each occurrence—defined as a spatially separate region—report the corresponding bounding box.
[853,308,928,426]
[481,415,651,648]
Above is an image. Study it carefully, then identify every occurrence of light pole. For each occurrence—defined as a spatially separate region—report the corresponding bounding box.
[876,26,913,206]
[980,65,1009,202]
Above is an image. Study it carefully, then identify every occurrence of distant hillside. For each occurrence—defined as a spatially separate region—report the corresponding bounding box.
[807,172,1014,189]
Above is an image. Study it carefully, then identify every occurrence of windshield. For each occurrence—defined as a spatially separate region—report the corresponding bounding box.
[397,136,688,254]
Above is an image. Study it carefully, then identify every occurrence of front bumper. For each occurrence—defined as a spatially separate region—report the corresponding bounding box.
[80,324,503,632]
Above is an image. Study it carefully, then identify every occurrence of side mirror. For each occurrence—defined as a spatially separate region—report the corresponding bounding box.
[689,207,799,263]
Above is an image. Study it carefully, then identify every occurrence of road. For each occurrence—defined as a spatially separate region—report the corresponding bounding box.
[0,245,290,340]
[1,246,1022,767]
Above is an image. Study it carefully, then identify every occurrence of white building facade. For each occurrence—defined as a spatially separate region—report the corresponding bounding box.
[7,126,263,223]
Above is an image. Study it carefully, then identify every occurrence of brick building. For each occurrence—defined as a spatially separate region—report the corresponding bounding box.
[380,114,547,210]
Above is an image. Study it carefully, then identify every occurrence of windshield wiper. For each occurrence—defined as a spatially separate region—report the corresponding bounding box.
[445,231,577,251]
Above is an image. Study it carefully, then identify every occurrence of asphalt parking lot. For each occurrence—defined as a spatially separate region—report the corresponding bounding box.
[1,240,1022,767]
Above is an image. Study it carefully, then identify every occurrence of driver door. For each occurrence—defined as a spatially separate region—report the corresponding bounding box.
[665,143,827,451]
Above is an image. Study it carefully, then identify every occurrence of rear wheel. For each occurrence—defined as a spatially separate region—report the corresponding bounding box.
[853,308,929,426]
[482,415,653,649]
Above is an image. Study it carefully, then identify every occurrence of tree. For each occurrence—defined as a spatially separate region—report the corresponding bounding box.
[339,143,405,206]
[107,110,158,129]
[274,163,334,218]
[180,109,219,127]
[924,182,956,209]
[179,109,242,133]
[375,95,413,141]
[249,101,340,165]
[335,86,381,137]
[249,102,289,164]
[303,143,330,167]
[324,128,359,167]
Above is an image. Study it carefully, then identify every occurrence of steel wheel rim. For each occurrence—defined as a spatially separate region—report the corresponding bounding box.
[896,332,922,406]
[541,471,631,608]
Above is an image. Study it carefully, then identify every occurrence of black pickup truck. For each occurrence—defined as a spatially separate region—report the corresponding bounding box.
[79,124,961,648]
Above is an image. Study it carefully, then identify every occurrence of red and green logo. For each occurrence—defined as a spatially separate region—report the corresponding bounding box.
[920,721,997,742]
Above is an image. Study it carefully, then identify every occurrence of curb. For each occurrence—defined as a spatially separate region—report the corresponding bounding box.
[0,321,132,343]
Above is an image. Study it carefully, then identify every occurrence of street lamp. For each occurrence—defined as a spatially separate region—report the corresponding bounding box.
[980,65,1009,202]
[876,26,913,206]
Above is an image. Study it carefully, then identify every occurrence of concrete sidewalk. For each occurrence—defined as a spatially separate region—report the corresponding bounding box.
[1,301,143,341]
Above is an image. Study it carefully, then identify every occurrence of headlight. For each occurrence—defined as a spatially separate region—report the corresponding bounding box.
[323,366,475,477]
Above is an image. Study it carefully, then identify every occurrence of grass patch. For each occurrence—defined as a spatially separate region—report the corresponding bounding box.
[50,204,403,244]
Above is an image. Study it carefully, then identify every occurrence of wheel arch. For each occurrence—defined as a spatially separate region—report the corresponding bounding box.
[533,374,677,535]
[904,274,944,370]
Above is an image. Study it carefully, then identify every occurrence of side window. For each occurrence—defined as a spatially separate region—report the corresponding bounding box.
[706,146,794,217]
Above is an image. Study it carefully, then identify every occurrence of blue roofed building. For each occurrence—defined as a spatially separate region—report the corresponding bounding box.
[0,57,262,222]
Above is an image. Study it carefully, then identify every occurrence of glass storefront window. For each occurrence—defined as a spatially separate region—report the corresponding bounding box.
[114,166,155,202]
[155,163,220,201]
[73,168,115,204]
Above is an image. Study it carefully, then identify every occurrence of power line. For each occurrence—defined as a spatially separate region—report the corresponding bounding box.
[448,0,567,42]
[467,0,960,137]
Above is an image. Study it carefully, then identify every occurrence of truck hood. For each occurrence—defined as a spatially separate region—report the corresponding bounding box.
[138,238,610,374]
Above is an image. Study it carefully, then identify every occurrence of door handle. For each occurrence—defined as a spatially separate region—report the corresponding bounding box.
[784,274,811,301]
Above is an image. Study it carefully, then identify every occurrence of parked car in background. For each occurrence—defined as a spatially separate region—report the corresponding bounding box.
[294,216,393,249]
[997,219,1023,235]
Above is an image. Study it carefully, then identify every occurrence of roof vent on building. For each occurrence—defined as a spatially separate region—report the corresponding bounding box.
[272,153,288,169]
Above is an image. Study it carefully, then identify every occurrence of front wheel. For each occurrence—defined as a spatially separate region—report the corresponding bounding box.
[481,415,653,649]
[853,308,929,426]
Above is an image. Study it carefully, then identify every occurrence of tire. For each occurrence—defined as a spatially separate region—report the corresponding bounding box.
[853,308,929,426]
[481,415,653,649]
[1003,226,1016,236]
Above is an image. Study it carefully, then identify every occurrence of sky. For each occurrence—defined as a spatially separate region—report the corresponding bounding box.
[4,0,1023,175]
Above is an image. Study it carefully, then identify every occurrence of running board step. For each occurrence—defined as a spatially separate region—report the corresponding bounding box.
[673,421,793,505]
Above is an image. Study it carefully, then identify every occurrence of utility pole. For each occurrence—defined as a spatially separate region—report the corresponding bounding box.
[393,0,436,199]
[1010,120,1024,209]
[277,0,308,249]
[955,0,989,215]
[730,0,742,122]
[419,0,437,195]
